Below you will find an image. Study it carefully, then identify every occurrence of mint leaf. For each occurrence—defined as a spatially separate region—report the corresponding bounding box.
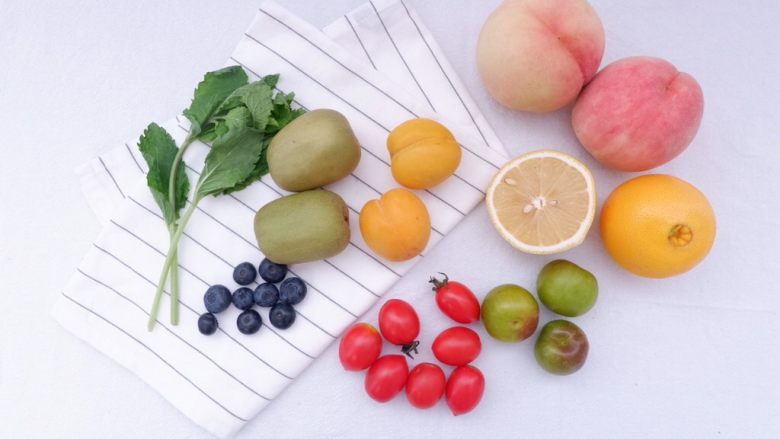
[199,106,252,143]
[213,81,274,131]
[223,96,303,192]
[213,85,251,114]
[244,86,274,131]
[273,90,293,106]
[195,82,303,196]
[223,106,253,131]
[266,91,303,134]
[195,125,266,198]
[192,75,304,198]
[183,66,248,136]
[198,122,227,144]
[137,123,190,225]
[220,137,272,195]
[261,73,280,88]
[213,73,277,115]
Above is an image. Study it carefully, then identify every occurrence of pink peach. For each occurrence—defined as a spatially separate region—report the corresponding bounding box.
[572,56,704,171]
[477,0,605,113]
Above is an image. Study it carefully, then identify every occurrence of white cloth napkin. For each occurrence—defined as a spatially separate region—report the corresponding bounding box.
[322,0,503,152]
[77,0,505,225]
[53,1,507,437]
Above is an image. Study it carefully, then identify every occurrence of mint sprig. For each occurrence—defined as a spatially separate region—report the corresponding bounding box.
[183,66,249,137]
[137,123,190,327]
[138,123,189,226]
[141,67,304,331]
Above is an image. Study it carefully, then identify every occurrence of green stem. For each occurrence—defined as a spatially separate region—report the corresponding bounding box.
[168,134,196,210]
[148,196,201,331]
[170,196,201,259]
[147,255,173,331]
[164,133,195,328]
[168,226,180,326]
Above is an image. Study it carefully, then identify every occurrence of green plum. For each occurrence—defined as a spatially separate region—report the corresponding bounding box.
[534,320,589,375]
[537,259,598,317]
[481,284,539,343]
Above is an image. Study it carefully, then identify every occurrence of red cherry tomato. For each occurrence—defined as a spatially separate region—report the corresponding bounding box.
[365,355,409,402]
[430,274,480,324]
[339,323,383,371]
[378,299,420,346]
[405,363,446,409]
[432,326,482,366]
[446,365,485,416]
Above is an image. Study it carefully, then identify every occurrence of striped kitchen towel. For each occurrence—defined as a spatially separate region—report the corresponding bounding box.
[78,0,504,225]
[53,1,507,437]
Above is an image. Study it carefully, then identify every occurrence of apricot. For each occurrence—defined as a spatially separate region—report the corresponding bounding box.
[359,188,431,261]
[477,0,605,113]
[387,118,461,189]
[572,56,704,171]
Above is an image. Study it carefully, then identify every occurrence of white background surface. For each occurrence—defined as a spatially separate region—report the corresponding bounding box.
[2,0,779,437]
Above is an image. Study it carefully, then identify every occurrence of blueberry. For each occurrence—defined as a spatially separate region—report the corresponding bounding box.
[279,277,307,305]
[237,309,263,335]
[233,262,257,286]
[232,287,254,310]
[259,258,287,283]
[269,302,296,329]
[204,285,231,314]
[198,313,218,335]
[253,283,279,307]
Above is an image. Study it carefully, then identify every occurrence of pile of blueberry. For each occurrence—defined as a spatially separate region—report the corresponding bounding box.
[197,258,307,336]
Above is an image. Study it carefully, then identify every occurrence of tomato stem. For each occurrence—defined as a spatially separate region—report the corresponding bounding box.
[401,340,420,359]
[429,272,449,291]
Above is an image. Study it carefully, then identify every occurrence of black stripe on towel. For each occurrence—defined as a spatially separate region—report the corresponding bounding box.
[369,0,436,112]
[76,269,272,401]
[399,0,493,151]
[98,157,125,198]
[60,292,250,422]
[344,15,378,70]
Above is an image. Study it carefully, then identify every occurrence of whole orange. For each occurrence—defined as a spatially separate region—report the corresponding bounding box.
[600,174,716,278]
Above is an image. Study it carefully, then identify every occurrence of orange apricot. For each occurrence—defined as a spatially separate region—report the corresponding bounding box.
[359,188,431,261]
[387,118,461,189]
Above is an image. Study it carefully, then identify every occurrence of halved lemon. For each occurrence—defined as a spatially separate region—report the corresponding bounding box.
[486,150,596,255]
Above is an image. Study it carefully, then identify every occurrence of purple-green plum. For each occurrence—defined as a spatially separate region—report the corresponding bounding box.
[534,319,589,375]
